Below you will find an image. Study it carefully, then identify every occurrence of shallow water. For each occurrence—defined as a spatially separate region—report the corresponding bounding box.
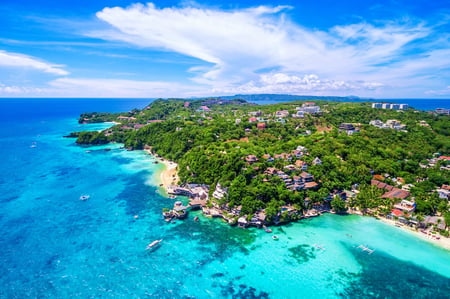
[1,99,449,298]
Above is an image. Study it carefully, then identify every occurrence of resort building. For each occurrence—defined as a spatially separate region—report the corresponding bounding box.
[393,200,416,213]
[275,110,290,118]
[371,103,408,110]
[212,183,228,200]
[339,123,359,135]
[296,104,321,114]
[245,155,259,163]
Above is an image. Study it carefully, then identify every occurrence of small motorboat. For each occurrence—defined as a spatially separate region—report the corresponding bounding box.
[79,195,90,201]
[194,216,199,221]
[146,239,163,250]
[272,235,279,240]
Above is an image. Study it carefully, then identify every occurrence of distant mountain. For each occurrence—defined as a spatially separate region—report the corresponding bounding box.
[209,94,374,103]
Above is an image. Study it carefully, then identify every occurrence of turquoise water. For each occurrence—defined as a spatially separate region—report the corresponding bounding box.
[1,99,449,298]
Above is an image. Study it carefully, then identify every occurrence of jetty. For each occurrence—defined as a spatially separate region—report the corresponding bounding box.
[357,244,375,254]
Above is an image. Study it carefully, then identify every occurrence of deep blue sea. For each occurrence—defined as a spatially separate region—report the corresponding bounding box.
[1,98,449,298]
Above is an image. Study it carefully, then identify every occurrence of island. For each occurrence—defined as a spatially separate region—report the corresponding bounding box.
[68,97,450,243]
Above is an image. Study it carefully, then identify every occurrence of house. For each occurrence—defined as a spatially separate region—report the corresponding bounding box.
[436,187,450,200]
[312,157,322,165]
[292,150,303,158]
[212,183,228,200]
[304,182,319,190]
[249,117,257,123]
[248,111,262,117]
[382,189,411,200]
[275,110,290,118]
[184,102,190,108]
[390,209,404,217]
[393,200,416,213]
[245,155,259,163]
[300,172,314,182]
[235,119,241,124]
[293,111,305,118]
[339,123,358,135]
[274,153,292,160]
[284,165,297,172]
[296,146,308,152]
[238,216,249,228]
[424,216,446,230]
[263,154,274,162]
[419,121,430,127]
[264,167,278,175]
[197,106,210,112]
[295,160,308,170]
[257,123,266,130]
[372,180,411,199]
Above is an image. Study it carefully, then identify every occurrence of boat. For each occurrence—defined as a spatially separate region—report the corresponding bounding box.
[272,235,279,240]
[264,228,272,233]
[146,239,163,249]
[79,195,90,201]
[169,195,177,199]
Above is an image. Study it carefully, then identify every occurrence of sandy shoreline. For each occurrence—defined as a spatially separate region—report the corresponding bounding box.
[376,217,450,251]
[146,150,179,195]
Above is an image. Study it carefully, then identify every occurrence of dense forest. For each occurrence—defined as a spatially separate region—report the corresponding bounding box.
[71,98,450,230]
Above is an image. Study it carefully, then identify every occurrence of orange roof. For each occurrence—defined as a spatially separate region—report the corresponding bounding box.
[304,182,319,189]
[373,174,384,181]
[391,209,403,217]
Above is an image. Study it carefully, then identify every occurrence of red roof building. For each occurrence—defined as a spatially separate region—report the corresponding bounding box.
[391,209,403,217]
[257,123,266,130]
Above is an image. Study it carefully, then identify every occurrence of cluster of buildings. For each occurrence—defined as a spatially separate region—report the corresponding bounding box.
[293,102,321,118]
[435,108,450,115]
[420,155,450,171]
[369,119,406,131]
[371,103,409,110]
[264,168,319,191]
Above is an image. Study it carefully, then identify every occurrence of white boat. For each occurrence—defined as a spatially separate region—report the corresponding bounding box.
[79,195,90,201]
[146,239,163,249]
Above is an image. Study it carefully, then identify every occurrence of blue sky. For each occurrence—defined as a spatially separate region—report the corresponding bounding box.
[1,0,449,98]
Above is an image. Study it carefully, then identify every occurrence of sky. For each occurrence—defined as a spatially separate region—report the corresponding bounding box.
[0,0,449,98]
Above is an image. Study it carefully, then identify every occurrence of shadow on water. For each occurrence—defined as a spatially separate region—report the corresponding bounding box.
[165,215,257,263]
[287,244,317,264]
[338,243,450,299]
[113,171,163,216]
[217,281,270,299]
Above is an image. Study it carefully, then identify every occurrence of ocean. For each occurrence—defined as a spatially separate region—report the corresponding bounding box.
[0,98,449,298]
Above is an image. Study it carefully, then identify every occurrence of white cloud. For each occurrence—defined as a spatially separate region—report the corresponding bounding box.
[47,78,200,97]
[89,3,450,97]
[0,78,202,98]
[0,50,69,76]
[212,73,384,95]
[425,86,450,96]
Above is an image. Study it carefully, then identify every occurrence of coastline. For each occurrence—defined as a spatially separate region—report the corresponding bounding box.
[376,216,450,251]
[347,208,450,251]
[146,154,450,251]
[146,150,179,195]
